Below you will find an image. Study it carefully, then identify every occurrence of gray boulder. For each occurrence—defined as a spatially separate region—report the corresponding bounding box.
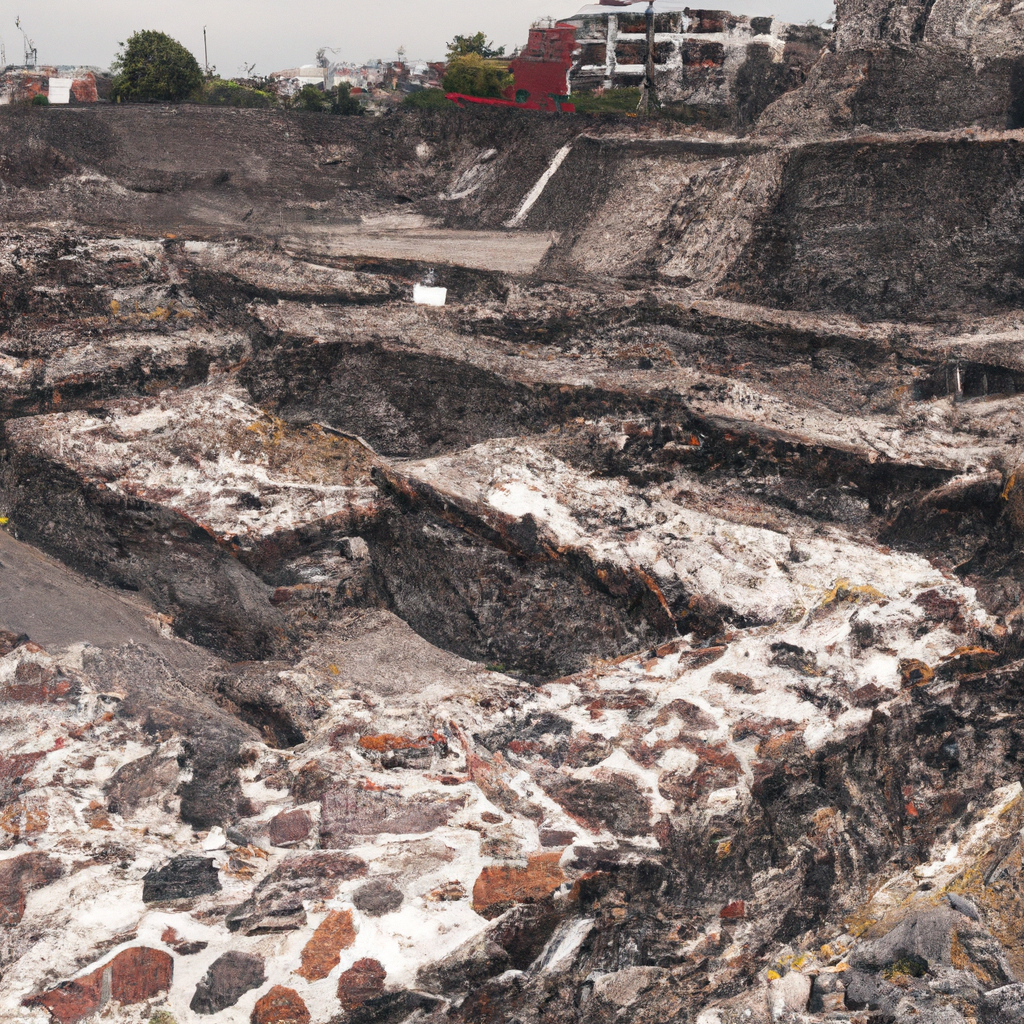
[981,984,1024,1024]
[190,952,266,1014]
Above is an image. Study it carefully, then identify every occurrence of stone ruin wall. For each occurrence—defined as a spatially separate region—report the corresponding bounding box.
[0,67,108,105]
[565,7,830,123]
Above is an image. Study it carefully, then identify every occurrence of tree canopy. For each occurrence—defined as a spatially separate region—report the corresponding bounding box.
[446,32,506,60]
[111,30,203,103]
[295,84,326,112]
[291,83,363,115]
[330,82,362,116]
[442,53,512,99]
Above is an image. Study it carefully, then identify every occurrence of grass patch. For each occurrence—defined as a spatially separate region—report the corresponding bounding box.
[571,88,641,114]
[403,89,454,111]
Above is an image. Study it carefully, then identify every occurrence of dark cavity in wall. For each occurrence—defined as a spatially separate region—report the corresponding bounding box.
[1010,58,1024,130]
[910,0,939,42]
[734,43,791,126]
[682,41,727,69]
[915,362,1024,401]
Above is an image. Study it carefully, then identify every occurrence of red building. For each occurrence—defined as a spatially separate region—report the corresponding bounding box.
[505,21,578,110]
[446,20,578,113]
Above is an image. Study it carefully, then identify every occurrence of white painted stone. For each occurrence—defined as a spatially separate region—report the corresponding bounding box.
[413,285,447,307]
[47,79,73,104]
[202,827,227,851]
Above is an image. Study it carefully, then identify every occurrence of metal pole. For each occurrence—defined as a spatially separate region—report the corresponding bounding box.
[639,1,656,114]
[203,26,208,75]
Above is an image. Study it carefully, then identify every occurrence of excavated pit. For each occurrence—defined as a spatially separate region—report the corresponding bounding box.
[4,52,1024,1024]
[0,232,1014,677]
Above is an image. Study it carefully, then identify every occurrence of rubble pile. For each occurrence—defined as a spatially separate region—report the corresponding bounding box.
[2,1,1024,1022]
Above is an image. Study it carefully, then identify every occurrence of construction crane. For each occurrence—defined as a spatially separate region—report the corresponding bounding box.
[316,46,342,90]
[15,17,36,67]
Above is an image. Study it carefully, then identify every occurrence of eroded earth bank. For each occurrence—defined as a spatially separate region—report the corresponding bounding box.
[3,2,1024,1023]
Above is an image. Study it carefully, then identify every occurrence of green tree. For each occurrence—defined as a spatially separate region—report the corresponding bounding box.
[442,53,512,98]
[295,85,326,112]
[330,82,362,115]
[111,30,203,102]
[446,32,505,60]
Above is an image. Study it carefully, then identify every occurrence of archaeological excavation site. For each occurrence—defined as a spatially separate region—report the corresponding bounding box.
[2,1,1024,1023]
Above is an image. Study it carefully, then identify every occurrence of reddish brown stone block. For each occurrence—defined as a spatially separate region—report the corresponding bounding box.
[25,969,105,1024]
[6,660,74,702]
[472,852,566,920]
[6,679,73,703]
[109,947,174,1004]
[719,900,746,920]
[24,947,172,1024]
[0,851,64,925]
[337,958,386,1012]
[269,809,312,847]
[295,909,356,981]
[251,986,310,1024]
[70,74,99,103]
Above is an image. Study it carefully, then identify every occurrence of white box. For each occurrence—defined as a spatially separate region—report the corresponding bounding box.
[413,285,447,307]
[47,79,73,104]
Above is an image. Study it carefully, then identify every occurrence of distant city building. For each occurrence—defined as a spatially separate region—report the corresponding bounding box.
[268,57,440,106]
[268,65,335,97]
[564,2,829,120]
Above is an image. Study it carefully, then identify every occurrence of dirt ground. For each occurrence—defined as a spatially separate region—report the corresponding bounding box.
[285,227,558,274]
[0,529,213,667]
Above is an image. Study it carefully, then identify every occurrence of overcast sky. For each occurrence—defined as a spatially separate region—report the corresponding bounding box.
[8,0,834,75]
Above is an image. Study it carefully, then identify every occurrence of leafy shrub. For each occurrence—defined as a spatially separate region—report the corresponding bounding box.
[403,89,453,110]
[111,30,203,103]
[30,93,49,106]
[199,78,275,108]
[442,53,512,99]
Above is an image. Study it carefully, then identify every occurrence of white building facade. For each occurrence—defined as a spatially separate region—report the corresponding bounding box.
[564,2,829,118]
